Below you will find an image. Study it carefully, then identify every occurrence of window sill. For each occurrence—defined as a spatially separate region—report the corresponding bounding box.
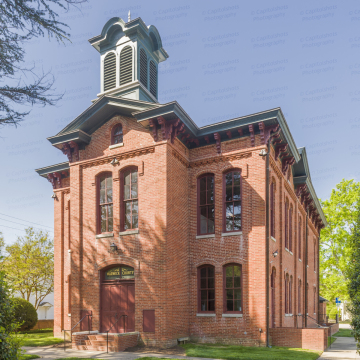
[285,314,293,317]
[289,251,293,256]
[96,233,114,239]
[271,236,276,242]
[298,258,302,262]
[196,313,216,317]
[221,231,242,237]
[285,247,289,252]
[222,313,243,318]
[109,143,124,150]
[196,234,215,239]
[119,229,139,236]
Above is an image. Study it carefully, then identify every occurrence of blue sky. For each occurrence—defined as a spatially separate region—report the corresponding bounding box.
[0,0,357,244]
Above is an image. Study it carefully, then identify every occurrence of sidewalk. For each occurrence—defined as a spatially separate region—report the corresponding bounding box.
[319,324,359,360]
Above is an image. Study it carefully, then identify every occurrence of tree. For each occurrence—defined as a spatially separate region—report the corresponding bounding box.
[0,0,86,127]
[0,268,21,359]
[348,198,360,350]
[1,227,54,309]
[320,179,360,305]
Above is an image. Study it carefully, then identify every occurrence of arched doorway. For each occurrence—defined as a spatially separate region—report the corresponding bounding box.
[271,267,276,328]
[100,265,135,333]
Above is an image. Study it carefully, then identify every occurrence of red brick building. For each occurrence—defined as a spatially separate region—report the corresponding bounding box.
[36,16,327,350]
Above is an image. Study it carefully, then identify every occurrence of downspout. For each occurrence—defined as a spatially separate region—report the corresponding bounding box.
[305,208,309,327]
[265,146,270,347]
[317,234,320,324]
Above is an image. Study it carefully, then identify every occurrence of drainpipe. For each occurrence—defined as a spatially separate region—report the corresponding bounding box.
[305,208,309,328]
[317,234,320,324]
[265,146,270,347]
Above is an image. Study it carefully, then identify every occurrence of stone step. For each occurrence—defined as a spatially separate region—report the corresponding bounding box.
[86,345,117,352]
[75,345,89,350]
[94,335,116,341]
[85,339,114,347]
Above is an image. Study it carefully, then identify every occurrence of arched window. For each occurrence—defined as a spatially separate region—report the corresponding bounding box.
[223,264,242,313]
[270,181,275,238]
[298,279,302,314]
[298,217,302,260]
[284,200,289,249]
[121,167,138,231]
[285,273,289,314]
[120,46,133,85]
[271,268,276,328]
[140,48,148,88]
[198,265,215,312]
[198,174,214,235]
[98,173,113,233]
[314,239,316,272]
[289,276,293,314]
[149,60,157,97]
[111,124,123,145]
[223,170,241,232]
[314,287,316,314]
[289,205,293,252]
[104,52,116,91]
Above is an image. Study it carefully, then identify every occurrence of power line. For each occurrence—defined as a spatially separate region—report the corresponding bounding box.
[0,218,53,233]
[0,212,53,230]
[0,224,32,232]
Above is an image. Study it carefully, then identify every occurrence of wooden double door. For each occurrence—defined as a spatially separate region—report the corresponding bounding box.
[100,282,135,333]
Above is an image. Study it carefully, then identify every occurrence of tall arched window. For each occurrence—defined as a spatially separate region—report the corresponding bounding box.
[198,174,214,235]
[271,268,276,328]
[314,287,316,314]
[285,273,289,314]
[270,181,275,238]
[121,167,138,231]
[298,279,302,314]
[111,124,123,145]
[314,239,316,272]
[149,60,157,97]
[98,173,113,233]
[140,48,148,88]
[223,264,242,313]
[198,265,215,312]
[284,200,289,249]
[289,276,293,314]
[120,46,133,85]
[104,52,116,91]
[289,205,293,252]
[223,170,241,232]
[298,217,302,260]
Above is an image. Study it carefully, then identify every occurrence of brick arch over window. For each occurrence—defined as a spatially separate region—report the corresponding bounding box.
[111,123,123,145]
[197,173,215,235]
[223,263,242,313]
[97,256,139,277]
[96,171,113,234]
[197,264,215,313]
[223,168,242,233]
[120,166,138,231]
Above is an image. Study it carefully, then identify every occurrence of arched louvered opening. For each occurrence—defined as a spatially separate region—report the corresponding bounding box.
[140,48,148,88]
[120,46,133,85]
[149,61,157,97]
[104,52,116,91]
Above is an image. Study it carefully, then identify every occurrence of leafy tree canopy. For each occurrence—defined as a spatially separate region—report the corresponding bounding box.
[0,0,86,127]
[320,179,360,304]
[0,227,54,309]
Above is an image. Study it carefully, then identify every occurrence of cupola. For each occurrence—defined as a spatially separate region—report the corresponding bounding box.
[89,16,168,103]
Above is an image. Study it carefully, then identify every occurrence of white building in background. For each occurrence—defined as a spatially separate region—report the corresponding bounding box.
[340,301,351,321]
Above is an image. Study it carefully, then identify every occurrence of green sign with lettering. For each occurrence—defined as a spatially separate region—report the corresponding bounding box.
[105,266,134,280]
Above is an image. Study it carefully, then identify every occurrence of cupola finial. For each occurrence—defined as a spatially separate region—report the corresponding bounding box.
[128,10,131,22]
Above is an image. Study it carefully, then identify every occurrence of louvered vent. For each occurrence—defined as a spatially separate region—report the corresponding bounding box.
[120,46,133,85]
[103,52,116,91]
[149,61,157,97]
[140,48,148,88]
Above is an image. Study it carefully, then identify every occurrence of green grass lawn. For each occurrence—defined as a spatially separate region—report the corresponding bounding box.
[170,343,323,360]
[334,328,353,337]
[21,355,40,360]
[19,330,64,347]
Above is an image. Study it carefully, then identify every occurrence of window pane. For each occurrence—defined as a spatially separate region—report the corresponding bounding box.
[234,289,241,299]
[101,206,106,232]
[226,266,233,277]
[132,215,138,229]
[124,184,130,200]
[200,278,206,289]
[226,289,233,300]
[208,290,215,300]
[200,219,207,234]
[226,203,233,218]
[124,172,130,185]
[226,218,233,231]
[208,300,215,311]
[208,277,214,289]
[132,201,138,228]
[200,191,206,206]
[226,185,233,202]
[234,265,241,277]
[208,217,214,234]
[114,125,122,136]
[201,301,207,311]
[108,205,113,232]
[226,277,233,288]
[200,268,207,278]
[227,300,233,311]
[208,267,214,278]
[107,188,112,203]
[201,290,207,301]
[234,277,241,288]
[235,300,242,311]
[100,177,106,189]
[100,189,105,204]
[107,177,112,188]
[200,177,206,192]
[131,170,137,183]
[131,182,138,198]
[225,172,232,186]
[233,172,240,185]
[207,176,214,191]
[125,202,131,230]
[233,185,240,200]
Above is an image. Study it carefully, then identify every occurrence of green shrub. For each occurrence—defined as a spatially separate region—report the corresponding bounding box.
[13,298,38,331]
[0,271,21,359]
